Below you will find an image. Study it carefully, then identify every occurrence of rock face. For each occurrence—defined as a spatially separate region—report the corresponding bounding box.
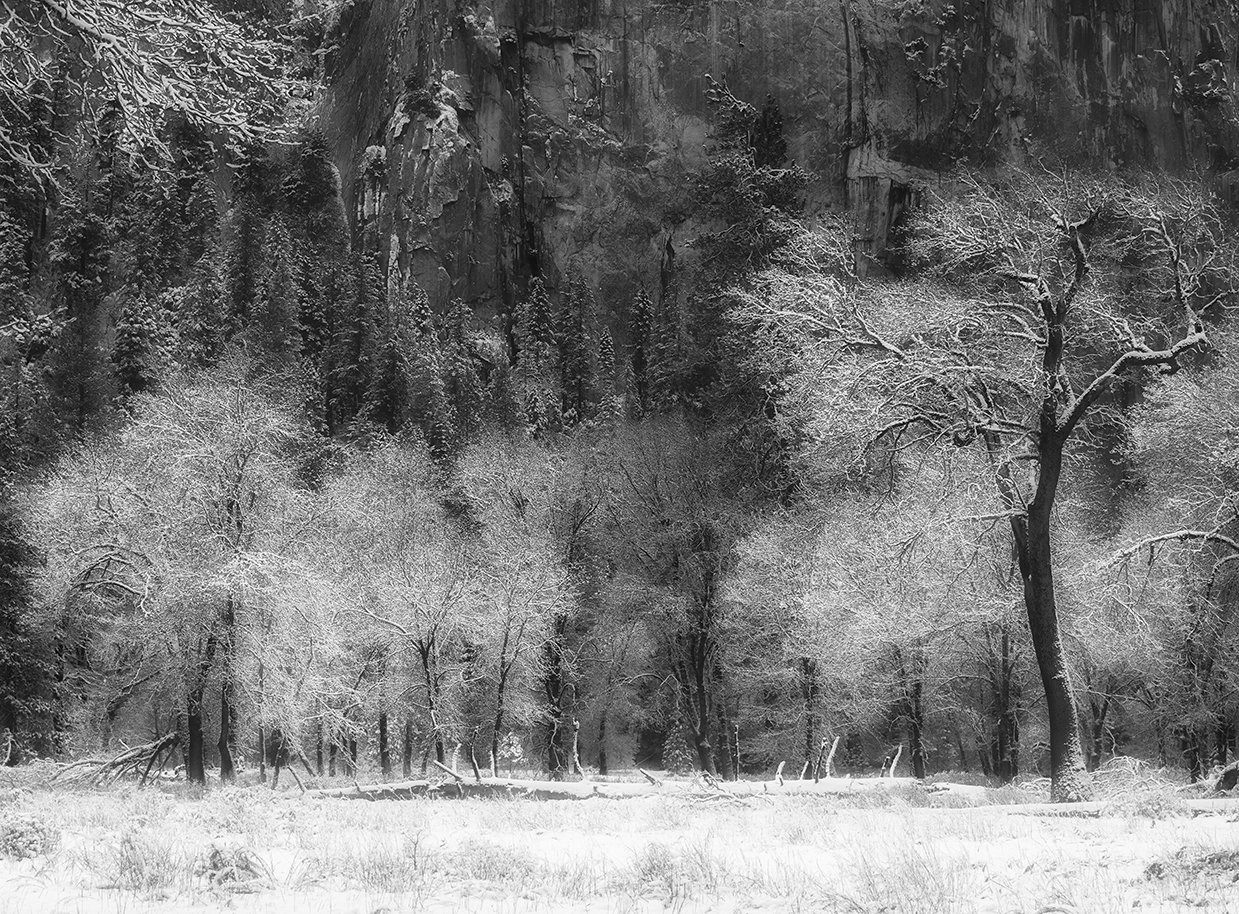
[319,0,1239,312]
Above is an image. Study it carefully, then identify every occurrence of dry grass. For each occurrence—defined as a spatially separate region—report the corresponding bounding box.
[0,766,1237,913]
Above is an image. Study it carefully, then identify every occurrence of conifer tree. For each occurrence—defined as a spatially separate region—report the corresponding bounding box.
[513,278,561,435]
[0,502,54,762]
[752,95,788,168]
[663,715,697,774]
[596,326,623,423]
[113,291,174,395]
[646,295,682,411]
[0,213,34,451]
[444,298,485,442]
[174,252,228,367]
[366,279,454,458]
[253,223,303,359]
[284,131,346,360]
[627,289,655,413]
[488,360,528,437]
[45,183,115,430]
[558,277,598,426]
[597,325,616,397]
[515,278,556,381]
[326,256,378,432]
[222,147,273,326]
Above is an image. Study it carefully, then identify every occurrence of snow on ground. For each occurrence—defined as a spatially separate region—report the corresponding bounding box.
[3,779,1239,913]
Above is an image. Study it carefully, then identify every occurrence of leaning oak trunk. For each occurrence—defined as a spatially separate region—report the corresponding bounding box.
[1013,444,1088,802]
[217,682,235,783]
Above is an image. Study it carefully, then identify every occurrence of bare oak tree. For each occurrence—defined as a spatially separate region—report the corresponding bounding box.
[740,170,1236,800]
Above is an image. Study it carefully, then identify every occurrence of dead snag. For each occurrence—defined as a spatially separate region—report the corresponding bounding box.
[824,736,841,779]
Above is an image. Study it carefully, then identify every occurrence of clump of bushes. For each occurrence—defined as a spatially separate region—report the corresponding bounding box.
[0,811,60,859]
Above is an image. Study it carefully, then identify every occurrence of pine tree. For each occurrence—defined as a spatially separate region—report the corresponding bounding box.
[113,291,174,395]
[488,359,528,436]
[179,167,220,267]
[326,256,379,432]
[558,277,598,426]
[663,716,697,775]
[515,278,556,381]
[366,279,454,458]
[596,325,623,424]
[253,223,303,359]
[45,183,115,431]
[443,298,485,442]
[0,501,55,760]
[174,251,228,367]
[112,176,166,293]
[0,213,33,451]
[597,325,616,397]
[223,198,265,324]
[628,289,655,413]
[752,95,788,168]
[284,131,345,360]
[646,294,682,412]
[513,278,561,434]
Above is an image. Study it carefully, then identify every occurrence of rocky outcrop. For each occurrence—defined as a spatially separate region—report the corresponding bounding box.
[318,0,1239,312]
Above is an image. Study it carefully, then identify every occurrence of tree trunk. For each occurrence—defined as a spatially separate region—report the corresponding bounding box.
[909,676,926,779]
[316,725,323,776]
[570,718,583,776]
[217,597,236,784]
[348,738,357,774]
[492,700,506,779]
[677,650,717,776]
[543,617,567,780]
[546,716,565,779]
[978,742,993,778]
[418,643,446,765]
[257,658,266,783]
[688,687,716,775]
[732,722,740,779]
[992,623,1020,784]
[402,718,414,779]
[802,657,818,777]
[378,711,391,779]
[1014,443,1089,802]
[217,683,235,783]
[328,741,337,776]
[895,646,927,779]
[597,711,609,776]
[1086,696,1109,772]
[715,700,735,780]
[186,688,206,785]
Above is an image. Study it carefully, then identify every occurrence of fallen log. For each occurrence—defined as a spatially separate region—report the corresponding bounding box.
[312,780,432,800]
[310,772,942,801]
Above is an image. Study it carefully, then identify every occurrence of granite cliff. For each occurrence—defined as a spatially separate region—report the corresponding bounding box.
[315,0,1239,313]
